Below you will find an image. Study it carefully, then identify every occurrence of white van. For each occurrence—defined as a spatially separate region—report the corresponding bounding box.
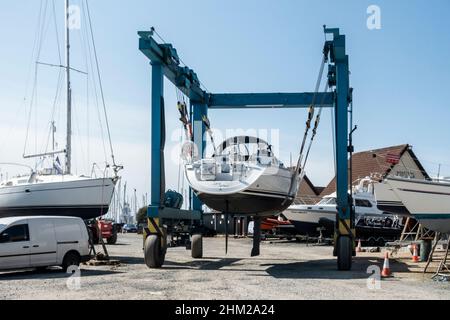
[0,216,90,271]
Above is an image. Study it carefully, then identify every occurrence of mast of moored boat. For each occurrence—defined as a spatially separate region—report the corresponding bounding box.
[65,0,72,175]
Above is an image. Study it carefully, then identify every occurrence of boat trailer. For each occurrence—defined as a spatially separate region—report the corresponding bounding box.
[138,26,356,270]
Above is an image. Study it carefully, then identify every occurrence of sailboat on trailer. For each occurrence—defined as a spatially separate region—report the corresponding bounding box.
[0,0,119,220]
[375,176,450,234]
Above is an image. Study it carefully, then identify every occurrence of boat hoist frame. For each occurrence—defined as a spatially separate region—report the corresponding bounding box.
[138,26,355,270]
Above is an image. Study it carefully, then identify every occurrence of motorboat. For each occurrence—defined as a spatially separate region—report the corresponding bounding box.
[185,136,299,216]
[375,176,450,234]
[283,177,403,237]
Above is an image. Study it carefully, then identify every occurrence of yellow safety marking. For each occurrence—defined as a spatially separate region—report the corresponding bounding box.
[147,217,160,233]
[338,219,354,236]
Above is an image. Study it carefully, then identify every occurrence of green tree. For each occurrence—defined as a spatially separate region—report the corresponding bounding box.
[136,206,148,224]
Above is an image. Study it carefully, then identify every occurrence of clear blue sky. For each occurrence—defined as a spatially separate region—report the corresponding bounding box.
[0,0,449,200]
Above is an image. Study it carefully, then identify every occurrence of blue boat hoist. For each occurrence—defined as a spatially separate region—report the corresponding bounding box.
[138,26,356,270]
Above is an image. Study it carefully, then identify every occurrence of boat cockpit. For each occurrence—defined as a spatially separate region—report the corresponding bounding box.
[187,136,284,182]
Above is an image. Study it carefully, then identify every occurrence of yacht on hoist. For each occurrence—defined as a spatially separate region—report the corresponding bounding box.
[185,135,299,216]
[0,0,119,220]
[182,100,323,217]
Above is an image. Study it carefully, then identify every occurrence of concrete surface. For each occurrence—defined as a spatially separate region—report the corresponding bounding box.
[1,234,450,300]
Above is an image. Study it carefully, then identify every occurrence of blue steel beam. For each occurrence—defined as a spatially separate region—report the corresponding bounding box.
[325,29,351,225]
[208,92,334,109]
[192,102,208,211]
[148,63,165,218]
[138,31,209,103]
[334,54,350,223]
[324,27,354,269]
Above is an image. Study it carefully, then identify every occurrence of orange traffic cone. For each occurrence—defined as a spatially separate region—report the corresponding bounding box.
[412,244,420,262]
[356,239,362,253]
[381,252,391,277]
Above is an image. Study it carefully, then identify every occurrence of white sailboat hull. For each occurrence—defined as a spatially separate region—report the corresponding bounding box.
[187,165,297,216]
[384,177,450,234]
[373,181,411,217]
[0,177,115,220]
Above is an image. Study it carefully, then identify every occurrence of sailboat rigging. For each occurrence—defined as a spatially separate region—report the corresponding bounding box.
[0,0,121,219]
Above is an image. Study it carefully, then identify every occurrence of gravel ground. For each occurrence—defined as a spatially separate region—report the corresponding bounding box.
[1,234,449,300]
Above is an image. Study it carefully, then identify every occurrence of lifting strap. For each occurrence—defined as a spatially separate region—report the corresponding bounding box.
[177,101,193,141]
[294,83,330,195]
[294,105,315,175]
[293,56,327,176]
[202,115,217,155]
[301,83,330,171]
[283,57,327,204]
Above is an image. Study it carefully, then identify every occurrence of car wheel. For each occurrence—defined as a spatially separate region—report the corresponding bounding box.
[62,251,81,272]
[107,231,118,245]
[191,234,203,259]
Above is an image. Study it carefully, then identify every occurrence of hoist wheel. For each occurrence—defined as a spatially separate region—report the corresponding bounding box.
[144,235,166,268]
[191,234,203,259]
[337,235,352,271]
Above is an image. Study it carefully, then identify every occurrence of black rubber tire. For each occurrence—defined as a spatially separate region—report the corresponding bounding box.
[191,234,203,259]
[377,237,386,247]
[368,237,377,247]
[144,235,165,268]
[107,231,118,245]
[337,236,352,271]
[62,251,81,272]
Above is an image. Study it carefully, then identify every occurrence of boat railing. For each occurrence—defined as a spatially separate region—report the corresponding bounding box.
[293,195,323,205]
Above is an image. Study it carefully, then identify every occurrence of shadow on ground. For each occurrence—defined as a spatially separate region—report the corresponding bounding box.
[163,258,242,271]
[263,256,410,280]
[108,242,131,246]
[139,255,412,280]
[0,268,122,280]
[113,256,144,265]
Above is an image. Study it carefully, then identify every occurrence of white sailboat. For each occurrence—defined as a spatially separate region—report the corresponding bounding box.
[185,136,299,216]
[375,177,450,234]
[0,0,119,220]
[373,179,411,217]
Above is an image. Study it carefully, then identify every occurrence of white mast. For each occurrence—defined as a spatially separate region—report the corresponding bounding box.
[65,0,72,174]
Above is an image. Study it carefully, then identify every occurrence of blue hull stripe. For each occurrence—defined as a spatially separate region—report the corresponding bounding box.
[414,214,450,220]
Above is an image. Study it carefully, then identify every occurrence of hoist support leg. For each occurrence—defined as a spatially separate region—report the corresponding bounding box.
[330,32,355,271]
[191,102,208,212]
[144,62,167,268]
[251,217,261,257]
